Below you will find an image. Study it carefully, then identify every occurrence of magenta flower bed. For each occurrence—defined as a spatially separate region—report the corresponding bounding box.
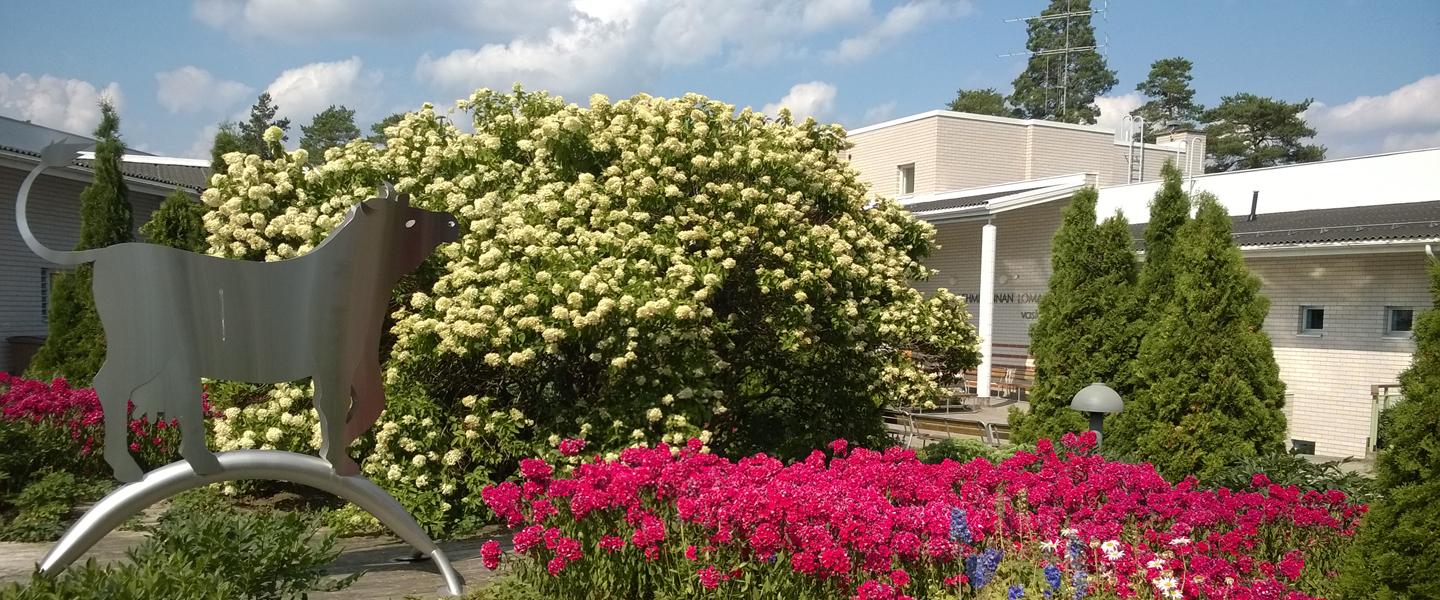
[0,374,194,466]
[480,433,1363,600]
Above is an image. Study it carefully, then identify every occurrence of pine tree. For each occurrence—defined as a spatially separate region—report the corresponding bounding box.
[366,112,406,145]
[1340,257,1440,599]
[299,105,361,164]
[1106,194,1287,480]
[1008,0,1117,124]
[1131,57,1203,139]
[946,88,1010,117]
[1011,188,1140,443]
[1203,93,1325,172]
[26,101,133,385]
[140,188,205,252]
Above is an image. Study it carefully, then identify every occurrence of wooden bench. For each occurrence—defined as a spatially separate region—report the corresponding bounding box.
[960,365,1035,402]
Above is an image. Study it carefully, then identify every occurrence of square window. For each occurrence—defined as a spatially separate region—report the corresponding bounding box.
[1386,307,1415,336]
[1299,306,1324,333]
[897,164,915,196]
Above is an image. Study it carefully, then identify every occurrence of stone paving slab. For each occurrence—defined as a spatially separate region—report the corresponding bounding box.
[0,530,506,599]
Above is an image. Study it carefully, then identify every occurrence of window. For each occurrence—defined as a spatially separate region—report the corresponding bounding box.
[40,268,51,322]
[897,164,915,196]
[1385,307,1415,336]
[1299,306,1325,334]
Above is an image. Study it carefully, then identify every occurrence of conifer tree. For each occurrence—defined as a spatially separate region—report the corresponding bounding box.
[1011,188,1140,443]
[1135,162,1190,318]
[140,188,205,252]
[1008,0,1117,124]
[27,101,133,385]
[1106,194,1287,479]
[1340,257,1440,599]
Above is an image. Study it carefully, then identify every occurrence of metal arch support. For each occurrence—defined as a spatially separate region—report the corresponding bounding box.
[40,451,465,597]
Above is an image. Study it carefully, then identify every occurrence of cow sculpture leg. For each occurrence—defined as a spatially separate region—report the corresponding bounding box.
[342,360,385,464]
[92,362,146,483]
[314,373,360,476]
[133,361,220,475]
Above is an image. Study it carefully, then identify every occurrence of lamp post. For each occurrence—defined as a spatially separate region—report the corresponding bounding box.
[1070,383,1123,446]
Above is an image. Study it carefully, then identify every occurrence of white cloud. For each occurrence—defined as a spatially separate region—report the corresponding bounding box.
[263,57,382,123]
[762,81,837,121]
[192,0,572,40]
[1094,92,1144,137]
[417,13,643,99]
[861,101,898,125]
[0,73,122,134]
[155,66,252,114]
[803,0,871,30]
[1305,74,1440,157]
[828,0,972,63]
[184,124,221,160]
[417,0,961,99]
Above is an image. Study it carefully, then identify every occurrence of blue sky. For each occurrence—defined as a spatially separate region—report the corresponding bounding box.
[2,1,1436,160]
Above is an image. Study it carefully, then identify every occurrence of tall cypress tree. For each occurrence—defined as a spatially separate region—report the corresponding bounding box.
[27,101,133,385]
[140,188,205,252]
[1107,194,1287,479]
[1136,162,1190,316]
[1340,257,1440,599]
[1011,188,1140,443]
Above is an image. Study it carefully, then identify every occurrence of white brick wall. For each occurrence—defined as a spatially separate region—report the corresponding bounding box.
[1250,252,1431,457]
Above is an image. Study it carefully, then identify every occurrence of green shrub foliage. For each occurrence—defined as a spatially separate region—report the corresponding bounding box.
[1341,258,1440,599]
[1205,453,1378,504]
[1107,193,1287,480]
[0,505,356,600]
[140,188,206,251]
[27,102,133,386]
[0,471,108,542]
[1011,188,1140,443]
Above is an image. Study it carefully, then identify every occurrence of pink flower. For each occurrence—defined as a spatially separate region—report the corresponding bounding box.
[599,535,626,552]
[830,439,849,456]
[698,565,725,590]
[520,458,554,481]
[546,556,566,576]
[480,540,502,570]
[558,438,586,457]
[890,569,910,587]
[685,544,699,561]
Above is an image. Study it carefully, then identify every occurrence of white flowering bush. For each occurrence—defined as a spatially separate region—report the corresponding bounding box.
[200,87,978,463]
[212,382,319,454]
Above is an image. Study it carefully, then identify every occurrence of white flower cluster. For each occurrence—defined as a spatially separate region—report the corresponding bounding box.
[212,382,320,453]
[201,88,979,451]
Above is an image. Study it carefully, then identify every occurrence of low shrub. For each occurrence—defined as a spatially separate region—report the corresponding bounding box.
[479,434,1363,600]
[1206,451,1379,504]
[915,439,1002,464]
[0,471,109,542]
[0,504,357,600]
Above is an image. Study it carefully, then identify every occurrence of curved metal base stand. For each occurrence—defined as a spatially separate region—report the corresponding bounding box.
[40,450,465,597]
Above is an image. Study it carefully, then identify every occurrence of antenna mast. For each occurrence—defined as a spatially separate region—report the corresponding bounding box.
[999,0,1110,121]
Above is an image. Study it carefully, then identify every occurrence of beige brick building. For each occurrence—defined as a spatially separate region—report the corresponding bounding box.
[846,109,1440,458]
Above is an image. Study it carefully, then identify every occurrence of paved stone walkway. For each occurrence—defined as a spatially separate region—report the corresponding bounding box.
[0,530,506,599]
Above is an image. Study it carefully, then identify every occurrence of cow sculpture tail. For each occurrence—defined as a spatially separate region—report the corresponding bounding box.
[15,142,107,267]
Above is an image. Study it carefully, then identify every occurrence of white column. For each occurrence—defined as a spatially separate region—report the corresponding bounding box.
[977,221,996,398]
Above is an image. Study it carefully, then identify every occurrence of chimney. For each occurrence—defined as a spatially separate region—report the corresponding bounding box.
[1154,130,1207,178]
[1249,191,1259,222]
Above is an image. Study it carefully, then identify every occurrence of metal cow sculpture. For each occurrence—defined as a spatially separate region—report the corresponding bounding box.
[16,143,458,482]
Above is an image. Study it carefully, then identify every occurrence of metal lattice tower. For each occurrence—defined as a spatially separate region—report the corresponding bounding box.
[999,0,1110,122]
